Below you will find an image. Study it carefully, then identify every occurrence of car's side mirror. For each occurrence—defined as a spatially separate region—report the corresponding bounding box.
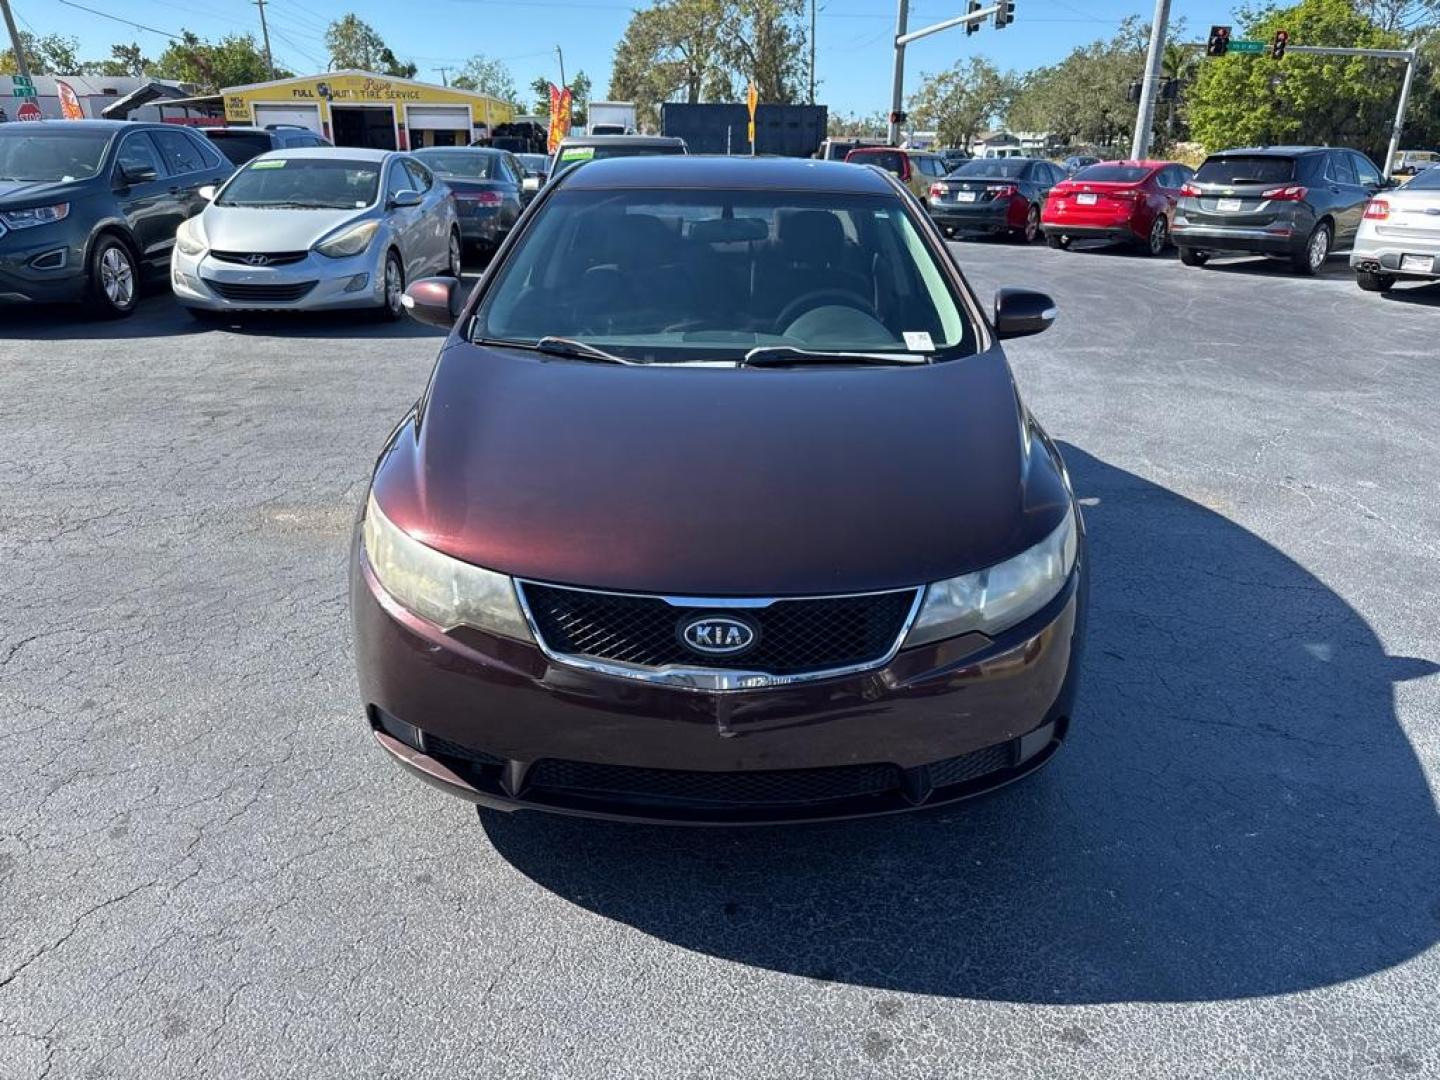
[197,184,217,202]
[389,188,423,209]
[400,276,460,330]
[993,288,1057,340]
[118,164,157,187]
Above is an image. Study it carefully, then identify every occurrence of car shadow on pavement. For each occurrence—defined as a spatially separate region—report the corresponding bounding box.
[481,446,1440,1004]
[1380,281,1440,306]
[1196,255,1353,280]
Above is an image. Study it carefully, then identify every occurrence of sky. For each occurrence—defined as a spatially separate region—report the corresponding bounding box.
[18,0,1239,115]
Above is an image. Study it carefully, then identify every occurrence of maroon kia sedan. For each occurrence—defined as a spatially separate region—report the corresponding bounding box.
[350,155,1085,824]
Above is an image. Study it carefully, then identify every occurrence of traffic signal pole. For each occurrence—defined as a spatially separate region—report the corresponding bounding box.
[1129,0,1173,161]
[1,0,33,81]
[888,0,1006,145]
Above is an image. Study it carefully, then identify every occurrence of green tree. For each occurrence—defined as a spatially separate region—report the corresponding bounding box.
[718,0,809,103]
[1160,40,1199,144]
[1187,0,1403,161]
[827,110,887,137]
[909,58,1017,149]
[324,14,417,77]
[0,32,81,75]
[1007,18,1149,149]
[452,54,519,103]
[609,0,729,130]
[150,30,289,92]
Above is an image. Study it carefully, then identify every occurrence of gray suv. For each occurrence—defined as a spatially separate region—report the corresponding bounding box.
[204,125,332,167]
[0,119,232,316]
[1172,146,1388,275]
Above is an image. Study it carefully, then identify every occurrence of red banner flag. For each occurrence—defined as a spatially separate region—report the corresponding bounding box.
[547,83,573,155]
[57,80,85,120]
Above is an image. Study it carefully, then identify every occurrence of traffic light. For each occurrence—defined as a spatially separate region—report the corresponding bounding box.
[1206,25,1231,57]
[1271,29,1289,59]
[1127,80,1142,104]
[889,110,907,126]
[994,0,1015,29]
[966,0,981,36]
[1159,76,1180,102]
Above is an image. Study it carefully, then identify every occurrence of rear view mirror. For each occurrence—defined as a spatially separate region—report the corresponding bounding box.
[198,184,217,202]
[993,288,1057,340]
[389,189,423,209]
[401,276,461,330]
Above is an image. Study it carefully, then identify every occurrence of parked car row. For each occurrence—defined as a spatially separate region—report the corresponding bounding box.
[0,120,537,319]
[840,140,1436,291]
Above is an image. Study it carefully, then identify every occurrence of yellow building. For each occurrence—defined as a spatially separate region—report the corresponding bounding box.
[218,70,514,150]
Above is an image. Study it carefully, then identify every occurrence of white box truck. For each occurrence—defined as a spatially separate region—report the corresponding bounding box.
[587,102,637,136]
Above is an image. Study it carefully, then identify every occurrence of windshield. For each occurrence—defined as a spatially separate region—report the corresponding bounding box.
[1195,155,1295,184]
[1407,167,1440,190]
[0,128,111,182]
[205,131,272,166]
[216,158,380,208]
[1072,164,1151,183]
[414,150,502,179]
[518,154,549,175]
[952,159,1028,179]
[474,187,974,364]
[550,143,684,176]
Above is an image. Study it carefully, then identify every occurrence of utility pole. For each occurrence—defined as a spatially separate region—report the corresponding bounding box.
[809,0,816,105]
[1,0,32,81]
[888,0,909,145]
[1129,0,1171,160]
[253,0,276,81]
[555,45,565,90]
[434,66,450,87]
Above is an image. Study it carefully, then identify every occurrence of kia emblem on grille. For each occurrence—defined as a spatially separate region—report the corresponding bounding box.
[680,615,757,656]
[245,254,270,266]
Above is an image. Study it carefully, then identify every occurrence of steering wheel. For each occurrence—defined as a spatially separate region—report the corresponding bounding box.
[773,288,875,333]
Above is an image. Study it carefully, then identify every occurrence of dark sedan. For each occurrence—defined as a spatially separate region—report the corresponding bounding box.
[351,156,1086,824]
[411,146,525,258]
[927,157,1066,242]
[0,119,231,316]
[1173,146,1388,275]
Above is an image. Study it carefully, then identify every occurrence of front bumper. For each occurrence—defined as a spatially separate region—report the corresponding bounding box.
[930,200,1013,233]
[0,230,87,303]
[349,527,1087,825]
[171,245,386,311]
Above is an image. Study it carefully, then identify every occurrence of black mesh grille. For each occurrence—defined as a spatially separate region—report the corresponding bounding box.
[521,584,918,675]
[424,734,504,767]
[202,278,317,302]
[526,758,900,806]
[927,743,1013,788]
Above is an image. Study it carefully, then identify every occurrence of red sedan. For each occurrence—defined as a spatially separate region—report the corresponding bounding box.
[1041,160,1194,255]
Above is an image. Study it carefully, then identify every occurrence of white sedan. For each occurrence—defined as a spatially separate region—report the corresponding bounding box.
[1351,166,1440,293]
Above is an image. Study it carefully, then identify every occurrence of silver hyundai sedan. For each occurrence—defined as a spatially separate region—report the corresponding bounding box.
[171,148,460,319]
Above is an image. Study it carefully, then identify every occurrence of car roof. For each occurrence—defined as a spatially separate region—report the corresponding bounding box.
[7,119,169,134]
[1086,159,1174,169]
[250,146,392,162]
[557,135,685,149]
[206,127,277,135]
[558,154,898,194]
[1209,146,1331,157]
[414,145,501,155]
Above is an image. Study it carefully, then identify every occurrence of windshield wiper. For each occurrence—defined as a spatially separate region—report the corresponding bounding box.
[740,346,928,368]
[533,336,638,365]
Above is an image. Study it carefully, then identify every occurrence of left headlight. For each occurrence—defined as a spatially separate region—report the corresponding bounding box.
[314,219,379,259]
[362,493,533,641]
[904,505,1078,647]
[1,203,69,230]
[175,217,207,256]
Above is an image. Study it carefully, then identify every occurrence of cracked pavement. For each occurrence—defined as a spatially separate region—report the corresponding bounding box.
[1,245,1437,1079]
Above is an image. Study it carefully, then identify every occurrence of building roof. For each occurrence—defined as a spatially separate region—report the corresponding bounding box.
[218,69,511,106]
[559,155,897,194]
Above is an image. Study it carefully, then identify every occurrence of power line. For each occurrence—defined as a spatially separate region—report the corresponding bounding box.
[56,0,186,40]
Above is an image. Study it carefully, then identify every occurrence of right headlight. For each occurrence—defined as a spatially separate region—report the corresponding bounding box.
[175,216,207,256]
[314,219,379,259]
[904,505,1078,647]
[362,493,533,641]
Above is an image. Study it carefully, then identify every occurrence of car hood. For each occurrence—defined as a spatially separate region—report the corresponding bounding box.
[0,177,88,206]
[199,205,369,252]
[371,343,1071,596]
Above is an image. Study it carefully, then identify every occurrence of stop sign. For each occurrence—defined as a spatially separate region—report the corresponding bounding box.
[16,101,42,121]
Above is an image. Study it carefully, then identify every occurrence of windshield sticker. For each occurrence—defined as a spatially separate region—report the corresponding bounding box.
[251,159,287,169]
[903,331,935,352]
[560,147,596,161]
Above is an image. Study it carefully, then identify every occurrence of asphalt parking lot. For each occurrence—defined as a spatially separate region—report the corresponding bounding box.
[2,242,1437,1080]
